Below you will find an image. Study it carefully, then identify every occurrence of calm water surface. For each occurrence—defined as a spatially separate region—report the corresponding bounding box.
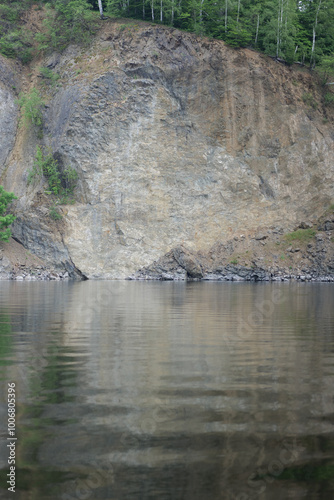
[0,281,334,500]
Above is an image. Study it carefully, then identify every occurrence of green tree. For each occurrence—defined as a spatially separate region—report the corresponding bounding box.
[298,0,334,68]
[0,186,17,242]
[260,0,297,62]
[35,0,98,52]
[318,53,334,83]
[0,2,33,63]
[1,0,334,73]
[17,88,44,136]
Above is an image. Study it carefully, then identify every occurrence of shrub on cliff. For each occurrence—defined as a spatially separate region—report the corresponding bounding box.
[28,146,78,203]
[17,88,44,137]
[0,186,17,242]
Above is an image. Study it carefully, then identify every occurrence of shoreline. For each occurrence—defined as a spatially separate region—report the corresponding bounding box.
[1,272,334,282]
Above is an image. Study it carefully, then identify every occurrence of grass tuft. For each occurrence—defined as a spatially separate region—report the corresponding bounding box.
[284,228,316,243]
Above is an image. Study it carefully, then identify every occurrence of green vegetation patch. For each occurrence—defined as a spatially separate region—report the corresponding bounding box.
[0,27,33,63]
[17,88,44,137]
[49,205,63,221]
[0,3,20,22]
[0,2,33,63]
[0,0,333,77]
[28,146,78,215]
[324,92,334,106]
[35,1,99,54]
[284,228,316,243]
[302,92,318,109]
[0,185,17,242]
[0,0,334,77]
[39,66,60,86]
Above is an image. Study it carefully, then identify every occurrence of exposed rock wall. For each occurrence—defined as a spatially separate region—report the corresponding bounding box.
[133,222,334,281]
[1,21,334,279]
[0,57,20,174]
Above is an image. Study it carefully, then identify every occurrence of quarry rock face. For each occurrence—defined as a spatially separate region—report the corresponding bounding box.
[0,57,20,174]
[0,22,333,278]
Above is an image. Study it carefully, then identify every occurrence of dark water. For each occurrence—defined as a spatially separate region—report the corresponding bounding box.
[0,281,334,500]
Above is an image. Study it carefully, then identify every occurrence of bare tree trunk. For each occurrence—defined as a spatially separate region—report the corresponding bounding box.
[98,0,104,19]
[311,27,316,66]
[151,0,154,20]
[237,0,241,24]
[200,0,204,24]
[143,0,145,18]
[160,0,163,22]
[255,13,259,45]
[171,0,174,25]
[311,0,322,67]
[276,0,283,58]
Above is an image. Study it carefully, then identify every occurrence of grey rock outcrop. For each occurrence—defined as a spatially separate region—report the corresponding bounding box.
[173,246,203,278]
[0,22,334,279]
[0,57,20,173]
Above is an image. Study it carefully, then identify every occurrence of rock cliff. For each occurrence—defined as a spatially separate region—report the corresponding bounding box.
[0,19,333,279]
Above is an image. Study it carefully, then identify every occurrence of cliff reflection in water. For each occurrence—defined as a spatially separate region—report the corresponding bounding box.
[0,281,334,499]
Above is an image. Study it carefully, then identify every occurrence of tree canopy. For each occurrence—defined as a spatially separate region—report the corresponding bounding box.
[0,0,333,69]
[102,0,334,67]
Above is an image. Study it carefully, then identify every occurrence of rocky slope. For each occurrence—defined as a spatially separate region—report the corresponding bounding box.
[133,219,334,281]
[0,18,334,280]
